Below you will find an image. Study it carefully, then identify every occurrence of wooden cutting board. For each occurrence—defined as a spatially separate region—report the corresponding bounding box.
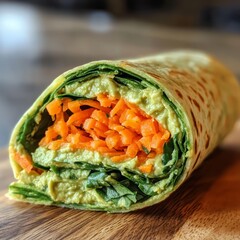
[1,121,240,240]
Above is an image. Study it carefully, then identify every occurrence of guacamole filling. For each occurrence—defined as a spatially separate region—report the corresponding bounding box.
[9,65,189,211]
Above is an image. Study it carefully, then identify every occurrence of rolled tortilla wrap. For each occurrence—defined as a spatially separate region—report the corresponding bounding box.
[8,51,240,212]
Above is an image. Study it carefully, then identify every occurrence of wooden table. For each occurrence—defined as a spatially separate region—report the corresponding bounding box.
[1,5,240,239]
[0,120,240,240]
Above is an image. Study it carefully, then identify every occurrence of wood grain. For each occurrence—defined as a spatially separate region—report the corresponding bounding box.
[0,121,240,240]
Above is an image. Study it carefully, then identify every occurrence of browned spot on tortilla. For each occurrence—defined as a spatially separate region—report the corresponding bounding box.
[197,81,208,96]
[209,90,215,100]
[190,110,199,135]
[199,123,202,132]
[188,95,192,102]
[175,89,183,99]
[201,76,207,84]
[192,99,200,111]
[147,72,160,80]
[208,110,211,120]
[190,86,205,103]
[169,70,188,76]
[188,96,200,111]
[197,93,205,103]
[190,86,197,94]
[192,152,201,170]
[194,139,198,154]
[205,134,210,149]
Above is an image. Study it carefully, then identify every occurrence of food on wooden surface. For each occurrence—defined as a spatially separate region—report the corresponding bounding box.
[8,51,240,212]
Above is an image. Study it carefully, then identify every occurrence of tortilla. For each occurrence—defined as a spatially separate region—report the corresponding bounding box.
[8,51,240,212]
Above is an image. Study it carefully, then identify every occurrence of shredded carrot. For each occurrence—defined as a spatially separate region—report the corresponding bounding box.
[67,109,94,126]
[105,132,120,149]
[151,133,165,149]
[62,98,71,112]
[54,120,68,138]
[137,152,148,165]
[120,129,137,145]
[139,136,153,152]
[13,151,33,173]
[110,98,126,117]
[68,101,81,113]
[44,126,58,144]
[91,109,109,125]
[46,99,62,116]
[83,118,97,131]
[111,154,128,163]
[141,119,157,136]
[78,100,110,112]
[97,93,115,107]
[39,94,171,174]
[48,139,64,150]
[138,164,153,174]
[126,143,139,158]
[90,139,106,148]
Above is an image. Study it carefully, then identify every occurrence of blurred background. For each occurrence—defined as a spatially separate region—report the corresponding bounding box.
[0,0,240,146]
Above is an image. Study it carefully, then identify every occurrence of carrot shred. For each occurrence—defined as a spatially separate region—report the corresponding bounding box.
[68,101,81,113]
[46,99,62,116]
[48,139,64,150]
[126,143,139,158]
[119,109,136,123]
[139,136,153,152]
[162,130,171,140]
[83,118,97,131]
[120,129,137,146]
[91,110,109,125]
[138,164,153,174]
[151,133,165,149]
[141,119,157,136]
[110,98,126,117]
[90,140,106,148]
[78,100,110,112]
[14,151,33,173]
[92,128,107,138]
[137,152,148,165]
[44,126,58,143]
[97,93,114,107]
[104,151,125,157]
[111,154,128,163]
[62,98,71,112]
[105,132,120,149]
[54,120,68,138]
[67,109,94,126]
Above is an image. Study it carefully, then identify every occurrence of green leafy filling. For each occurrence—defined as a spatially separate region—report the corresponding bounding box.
[9,184,52,202]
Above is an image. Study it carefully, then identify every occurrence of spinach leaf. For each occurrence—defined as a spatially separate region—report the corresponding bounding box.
[118,170,157,196]
[162,138,174,165]
[75,162,110,172]
[96,178,138,208]
[114,76,145,89]
[86,172,109,188]
[17,109,53,153]
[33,162,50,171]
[9,184,51,202]
[138,183,157,196]
[56,94,89,100]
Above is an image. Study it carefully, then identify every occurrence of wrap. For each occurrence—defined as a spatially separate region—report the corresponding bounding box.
[8,51,240,212]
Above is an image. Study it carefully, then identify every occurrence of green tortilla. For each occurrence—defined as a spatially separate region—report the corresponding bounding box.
[8,51,240,212]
